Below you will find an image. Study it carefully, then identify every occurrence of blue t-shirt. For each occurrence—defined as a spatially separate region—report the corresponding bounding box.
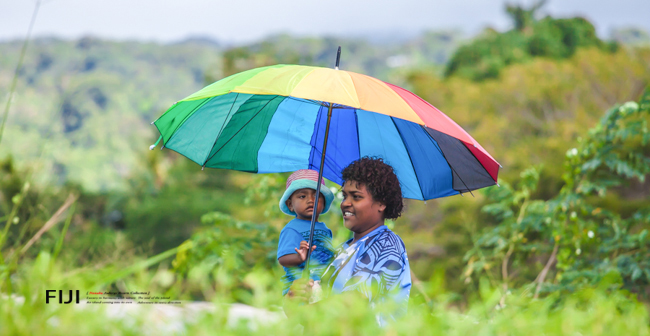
[277,218,334,295]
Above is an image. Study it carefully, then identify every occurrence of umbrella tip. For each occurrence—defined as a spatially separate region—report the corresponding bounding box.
[496,183,501,187]
[160,145,165,150]
[150,121,154,125]
[201,165,205,171]
[150,134,163,150]
[335,46,341,70]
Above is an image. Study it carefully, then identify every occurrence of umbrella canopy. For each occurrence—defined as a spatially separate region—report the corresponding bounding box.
[152,64,500,200]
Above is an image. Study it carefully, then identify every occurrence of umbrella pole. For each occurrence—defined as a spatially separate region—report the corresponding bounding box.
[304,102,334,277]
[304,46,339,279]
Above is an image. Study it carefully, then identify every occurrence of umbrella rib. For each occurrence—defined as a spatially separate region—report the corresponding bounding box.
[390,117,424,200]
[164,97,214,146]
[283,95,329,108]
[455,139,498,185]
[202,93,240,166]
[284,95,350,108]
[420,125,474,197]
[203,96,281,166]
[426,127,497,188]
[354,109,361,162]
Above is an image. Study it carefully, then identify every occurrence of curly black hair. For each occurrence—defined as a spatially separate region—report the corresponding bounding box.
[341,157,403,219]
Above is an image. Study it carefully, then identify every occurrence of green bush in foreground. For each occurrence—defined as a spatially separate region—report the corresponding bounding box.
[0,249,649,335]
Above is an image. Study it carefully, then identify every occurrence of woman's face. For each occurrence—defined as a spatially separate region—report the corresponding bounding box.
[340,180,386,233]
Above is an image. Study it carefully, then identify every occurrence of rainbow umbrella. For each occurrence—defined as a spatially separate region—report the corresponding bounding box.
[150,50,500,263]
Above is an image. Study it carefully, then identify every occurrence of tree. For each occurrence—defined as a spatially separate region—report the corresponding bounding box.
[505,0,547,31]
[464,88,650,299]
[445,3,614,81]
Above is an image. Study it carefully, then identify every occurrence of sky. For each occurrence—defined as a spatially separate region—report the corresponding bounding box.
[1,0,649,44]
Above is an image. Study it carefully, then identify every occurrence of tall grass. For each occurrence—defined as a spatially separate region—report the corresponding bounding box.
[1,238,648,335]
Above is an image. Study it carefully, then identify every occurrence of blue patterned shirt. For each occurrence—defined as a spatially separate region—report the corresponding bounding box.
[322,225,411,326]
[277,218,335,295]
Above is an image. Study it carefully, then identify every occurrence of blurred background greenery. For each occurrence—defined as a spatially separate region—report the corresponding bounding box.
[1,1,649,334]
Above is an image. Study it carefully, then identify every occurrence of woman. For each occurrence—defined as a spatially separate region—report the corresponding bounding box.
[288,157,411,326]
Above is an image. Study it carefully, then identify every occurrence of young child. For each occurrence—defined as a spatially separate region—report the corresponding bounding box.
[277,169,335,296]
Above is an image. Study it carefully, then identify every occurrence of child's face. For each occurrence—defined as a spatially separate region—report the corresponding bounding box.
[286,188,326,221]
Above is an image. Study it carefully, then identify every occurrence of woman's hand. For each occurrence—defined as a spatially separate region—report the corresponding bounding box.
[284,278,315,317]
[286,278,314,301]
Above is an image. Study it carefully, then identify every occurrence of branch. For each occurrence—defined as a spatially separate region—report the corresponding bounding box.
[20,193,77,255]
[499,243,515,307]
[502,244,514,285]
[534,242,559,299]
[503,199,529,290]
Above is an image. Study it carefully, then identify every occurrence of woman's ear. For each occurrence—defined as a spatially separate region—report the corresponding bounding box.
[378,203,386,212]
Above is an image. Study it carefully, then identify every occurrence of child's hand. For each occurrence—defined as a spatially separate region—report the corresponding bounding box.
[295,241,316,261]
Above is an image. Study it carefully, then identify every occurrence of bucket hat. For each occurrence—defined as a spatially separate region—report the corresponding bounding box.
[279,169,334,216]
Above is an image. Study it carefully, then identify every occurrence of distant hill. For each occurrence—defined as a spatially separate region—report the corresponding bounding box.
[611,27,650,47]
[218,31,462,80]
[0,37,222,191]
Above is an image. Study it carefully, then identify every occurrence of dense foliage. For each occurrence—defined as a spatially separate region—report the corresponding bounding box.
[465,89,650,299]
